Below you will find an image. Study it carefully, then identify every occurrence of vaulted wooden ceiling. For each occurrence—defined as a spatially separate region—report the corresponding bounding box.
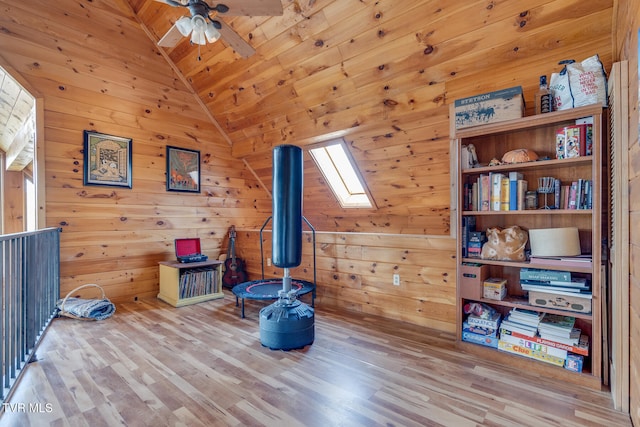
[123,0,612,234]
[0,0,613,235]
[0,67,35,171]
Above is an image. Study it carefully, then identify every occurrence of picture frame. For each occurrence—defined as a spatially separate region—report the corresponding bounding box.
[166,145,200,193]
[83,130,132,188]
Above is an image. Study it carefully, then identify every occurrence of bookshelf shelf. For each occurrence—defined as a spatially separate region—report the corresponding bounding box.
[452,104,604,389]
[454,104,603,137]
[457,341,600,389]
[460,258,593,274]
[475,295,594,320]
[462,156,592,174]
[157,260,224,307]
[462,209,592,216]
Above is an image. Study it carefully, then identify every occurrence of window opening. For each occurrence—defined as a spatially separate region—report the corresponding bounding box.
[308,140,375,208]
[25,171,35,231]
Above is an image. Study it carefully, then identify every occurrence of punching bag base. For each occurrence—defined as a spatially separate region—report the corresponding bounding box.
[259,299,314,351]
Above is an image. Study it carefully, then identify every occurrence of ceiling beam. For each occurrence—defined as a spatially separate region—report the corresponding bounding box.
[5,115,34,171]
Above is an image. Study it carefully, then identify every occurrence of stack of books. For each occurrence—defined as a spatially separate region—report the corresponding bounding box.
[501,308,543,335]
[538,314,580,343]
[462,312,501,348]
[520,268,592,314]
[520,268,591,295]
[498,312,589,371]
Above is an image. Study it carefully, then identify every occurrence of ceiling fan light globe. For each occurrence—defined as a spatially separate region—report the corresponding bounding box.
[191,30,206,45]
[205,23,220,43]
[191,15,207,32]
[175,16,193,36]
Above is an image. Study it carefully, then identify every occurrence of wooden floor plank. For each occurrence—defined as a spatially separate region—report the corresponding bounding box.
[0,294,631,427]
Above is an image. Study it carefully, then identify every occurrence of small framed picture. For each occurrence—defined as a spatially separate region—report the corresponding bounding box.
[166,146,200,193]
[83,131,132,188]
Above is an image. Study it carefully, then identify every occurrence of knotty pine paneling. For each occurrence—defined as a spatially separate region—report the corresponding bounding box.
[616,0,640,422]
[0,0,269,303]
[235,230,457,331]
[201,0,614,237]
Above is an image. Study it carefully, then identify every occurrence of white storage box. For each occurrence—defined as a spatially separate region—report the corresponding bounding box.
[529,227,581,257]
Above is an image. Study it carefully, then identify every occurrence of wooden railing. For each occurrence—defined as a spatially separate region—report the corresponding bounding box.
[0,228,61,402]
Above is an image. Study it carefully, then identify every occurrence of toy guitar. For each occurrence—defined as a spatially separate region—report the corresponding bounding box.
[222,225,248,288]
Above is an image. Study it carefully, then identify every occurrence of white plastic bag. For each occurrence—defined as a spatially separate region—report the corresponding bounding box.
[566,54,607,107]
[550,60,574,111]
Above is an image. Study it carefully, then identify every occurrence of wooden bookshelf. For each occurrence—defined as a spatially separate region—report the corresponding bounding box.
[452,104,605,389]
[158,260,224,307]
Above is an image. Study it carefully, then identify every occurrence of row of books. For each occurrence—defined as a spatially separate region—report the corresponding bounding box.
[558,179,593,210]
[462,308,588,372]
[538,178,593,210]
[463,172,526,211]
[179,268,218,299]
[462,175,593,211]
[461,216,476,258]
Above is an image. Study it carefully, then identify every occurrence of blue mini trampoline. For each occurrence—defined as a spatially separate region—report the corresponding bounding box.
[231,215,317,318]
[232,278,315,318]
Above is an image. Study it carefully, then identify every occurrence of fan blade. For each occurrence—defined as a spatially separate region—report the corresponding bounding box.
[158,23,184,47]
[154,0,187,7]
[211,0,283,16]
[217,19,256,58]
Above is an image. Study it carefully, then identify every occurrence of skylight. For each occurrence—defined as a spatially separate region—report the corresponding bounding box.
[308,140,374,209]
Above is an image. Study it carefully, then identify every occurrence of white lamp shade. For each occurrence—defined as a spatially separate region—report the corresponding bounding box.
[205,23,220,43]
[175,16,192,37]
[190,15,207,45]
[190,30,206,45]
[174,14,220,47]
[191,15,206,32]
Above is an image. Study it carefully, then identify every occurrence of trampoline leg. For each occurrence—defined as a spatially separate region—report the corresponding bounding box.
[235,296,239,307]
[241,298,245,318]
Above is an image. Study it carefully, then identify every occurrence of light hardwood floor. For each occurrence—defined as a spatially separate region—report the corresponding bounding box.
[0,293,631,427]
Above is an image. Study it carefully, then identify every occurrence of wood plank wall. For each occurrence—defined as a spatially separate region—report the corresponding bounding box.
[615,0,640,423]
[0,0,618,339]
[0,1,267,301]
[235,230,457,331]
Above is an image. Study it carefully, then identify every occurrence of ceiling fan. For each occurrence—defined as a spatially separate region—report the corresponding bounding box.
[154,0,283,58]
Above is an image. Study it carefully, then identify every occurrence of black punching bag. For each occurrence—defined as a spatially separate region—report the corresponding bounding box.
[272,145,303,268]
